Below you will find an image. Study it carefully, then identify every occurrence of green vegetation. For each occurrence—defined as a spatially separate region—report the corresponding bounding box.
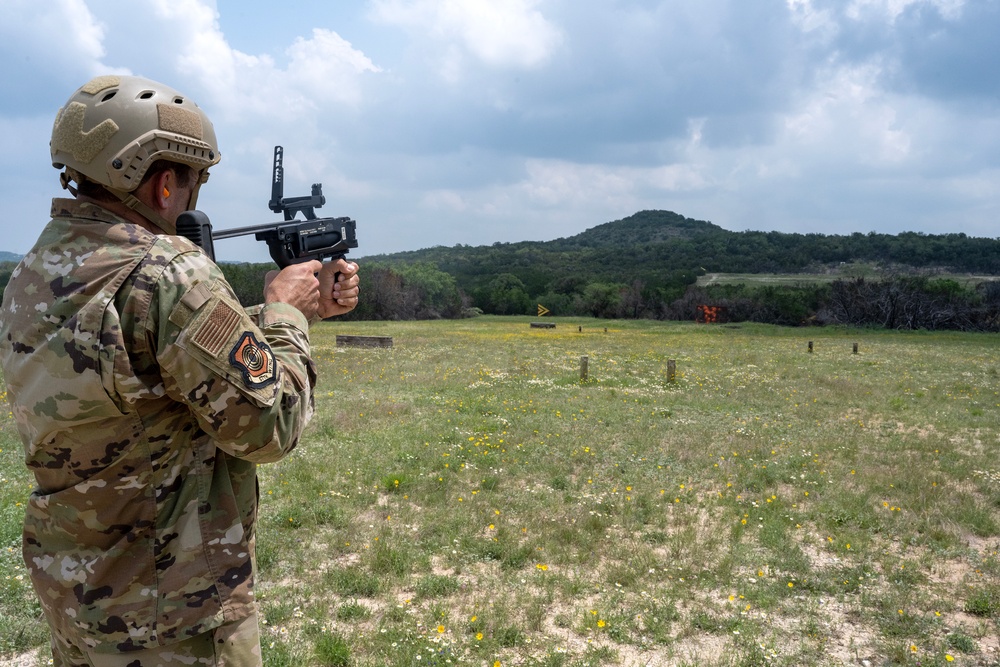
[5,211,1000,328]
[359,210,1000,320]
[3,318,999,666]
[214,211,1000,327]
[0,262,16,298]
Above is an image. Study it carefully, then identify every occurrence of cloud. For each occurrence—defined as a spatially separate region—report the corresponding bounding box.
[359,2,809,165]
[890,1,1000,101]
[285,29,382,106]
[843,0,965,22]
[2,0,1000,261]
[810,0,1000,104]
[316,1,1000,248]
[0,0,123,113]
[123,1,381,126]
[515,158,709,210]
[371,0,562,73]
[782,62,914,167]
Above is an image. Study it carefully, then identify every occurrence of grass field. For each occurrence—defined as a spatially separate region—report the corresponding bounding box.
[697,272,847,287]
[2,317,999,666]
[695,269,1000,288]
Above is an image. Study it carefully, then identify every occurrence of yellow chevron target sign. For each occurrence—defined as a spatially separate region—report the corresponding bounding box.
[537,304,550,317]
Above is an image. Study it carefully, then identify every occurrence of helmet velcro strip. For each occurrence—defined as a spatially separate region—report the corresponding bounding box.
[157,104,204,141]
[51,102,120,166]
[79,75,121,96]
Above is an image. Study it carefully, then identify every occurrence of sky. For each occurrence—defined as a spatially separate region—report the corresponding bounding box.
[1,0,998,263]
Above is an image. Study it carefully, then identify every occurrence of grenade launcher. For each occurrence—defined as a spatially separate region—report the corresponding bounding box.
[176,146,358,268]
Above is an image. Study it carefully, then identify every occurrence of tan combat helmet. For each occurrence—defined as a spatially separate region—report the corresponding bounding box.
[50,75,221,233]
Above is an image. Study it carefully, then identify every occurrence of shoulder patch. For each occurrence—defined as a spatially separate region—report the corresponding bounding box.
[191,299,241,357]
[229,332,277,388]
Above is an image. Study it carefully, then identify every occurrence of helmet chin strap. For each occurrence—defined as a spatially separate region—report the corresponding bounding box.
[59,171,80,197]
[187,178,205,210]
[109,188,177,235]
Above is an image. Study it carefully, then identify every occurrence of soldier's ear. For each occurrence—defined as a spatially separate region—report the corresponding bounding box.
[152,171,173,210]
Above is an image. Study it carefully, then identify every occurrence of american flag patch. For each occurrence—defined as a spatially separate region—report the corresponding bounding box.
[191,299,241,357]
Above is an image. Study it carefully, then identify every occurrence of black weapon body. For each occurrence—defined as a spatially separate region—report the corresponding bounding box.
[176,146,358,268]
[212,215,357,269]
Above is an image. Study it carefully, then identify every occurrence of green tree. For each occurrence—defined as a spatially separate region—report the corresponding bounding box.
[579,283,624,318]
[343,264,406,320]
[485,273,531,315]
[219,262,270,307]
[394,262,463,318]
[0,261,16,298]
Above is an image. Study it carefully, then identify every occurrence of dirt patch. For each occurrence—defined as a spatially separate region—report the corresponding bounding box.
[0,649,40,667]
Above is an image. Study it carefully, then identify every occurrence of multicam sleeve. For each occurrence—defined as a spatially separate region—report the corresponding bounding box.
[152,249,316,463]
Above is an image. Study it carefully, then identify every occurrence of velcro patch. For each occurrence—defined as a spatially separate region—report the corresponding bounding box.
[158,104,203,140]
[52,102,119,164]
[80,75,122,95]
[229,332,277,388]
[180,283,213,312]
[191,299,241,357]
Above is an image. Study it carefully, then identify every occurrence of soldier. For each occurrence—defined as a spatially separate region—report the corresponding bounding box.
[0,75,360,666]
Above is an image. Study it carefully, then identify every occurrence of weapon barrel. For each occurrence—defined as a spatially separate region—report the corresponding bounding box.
[211,222,282,240]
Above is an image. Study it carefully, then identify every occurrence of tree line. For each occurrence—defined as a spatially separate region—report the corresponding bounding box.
[2,210,999,331]
[328,209,1000,331]
[216,262,1000,331]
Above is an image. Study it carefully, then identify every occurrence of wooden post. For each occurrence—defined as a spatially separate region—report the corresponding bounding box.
[667,359,676,383]
[580,356,589,382]
[853,342,859,354]
[579,326,582,333]
[808,341,814,353]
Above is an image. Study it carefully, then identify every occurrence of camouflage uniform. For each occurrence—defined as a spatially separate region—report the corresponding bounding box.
[0,198,317,659]
[49,609,262,666]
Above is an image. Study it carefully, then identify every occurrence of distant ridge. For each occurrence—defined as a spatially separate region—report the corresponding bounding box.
[559,210,723,247]
[358,209,1000,298]
[0,251,22,263]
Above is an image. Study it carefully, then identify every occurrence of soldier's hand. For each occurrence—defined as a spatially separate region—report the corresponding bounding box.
[317,260,360,320]
[263,260,324,322]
